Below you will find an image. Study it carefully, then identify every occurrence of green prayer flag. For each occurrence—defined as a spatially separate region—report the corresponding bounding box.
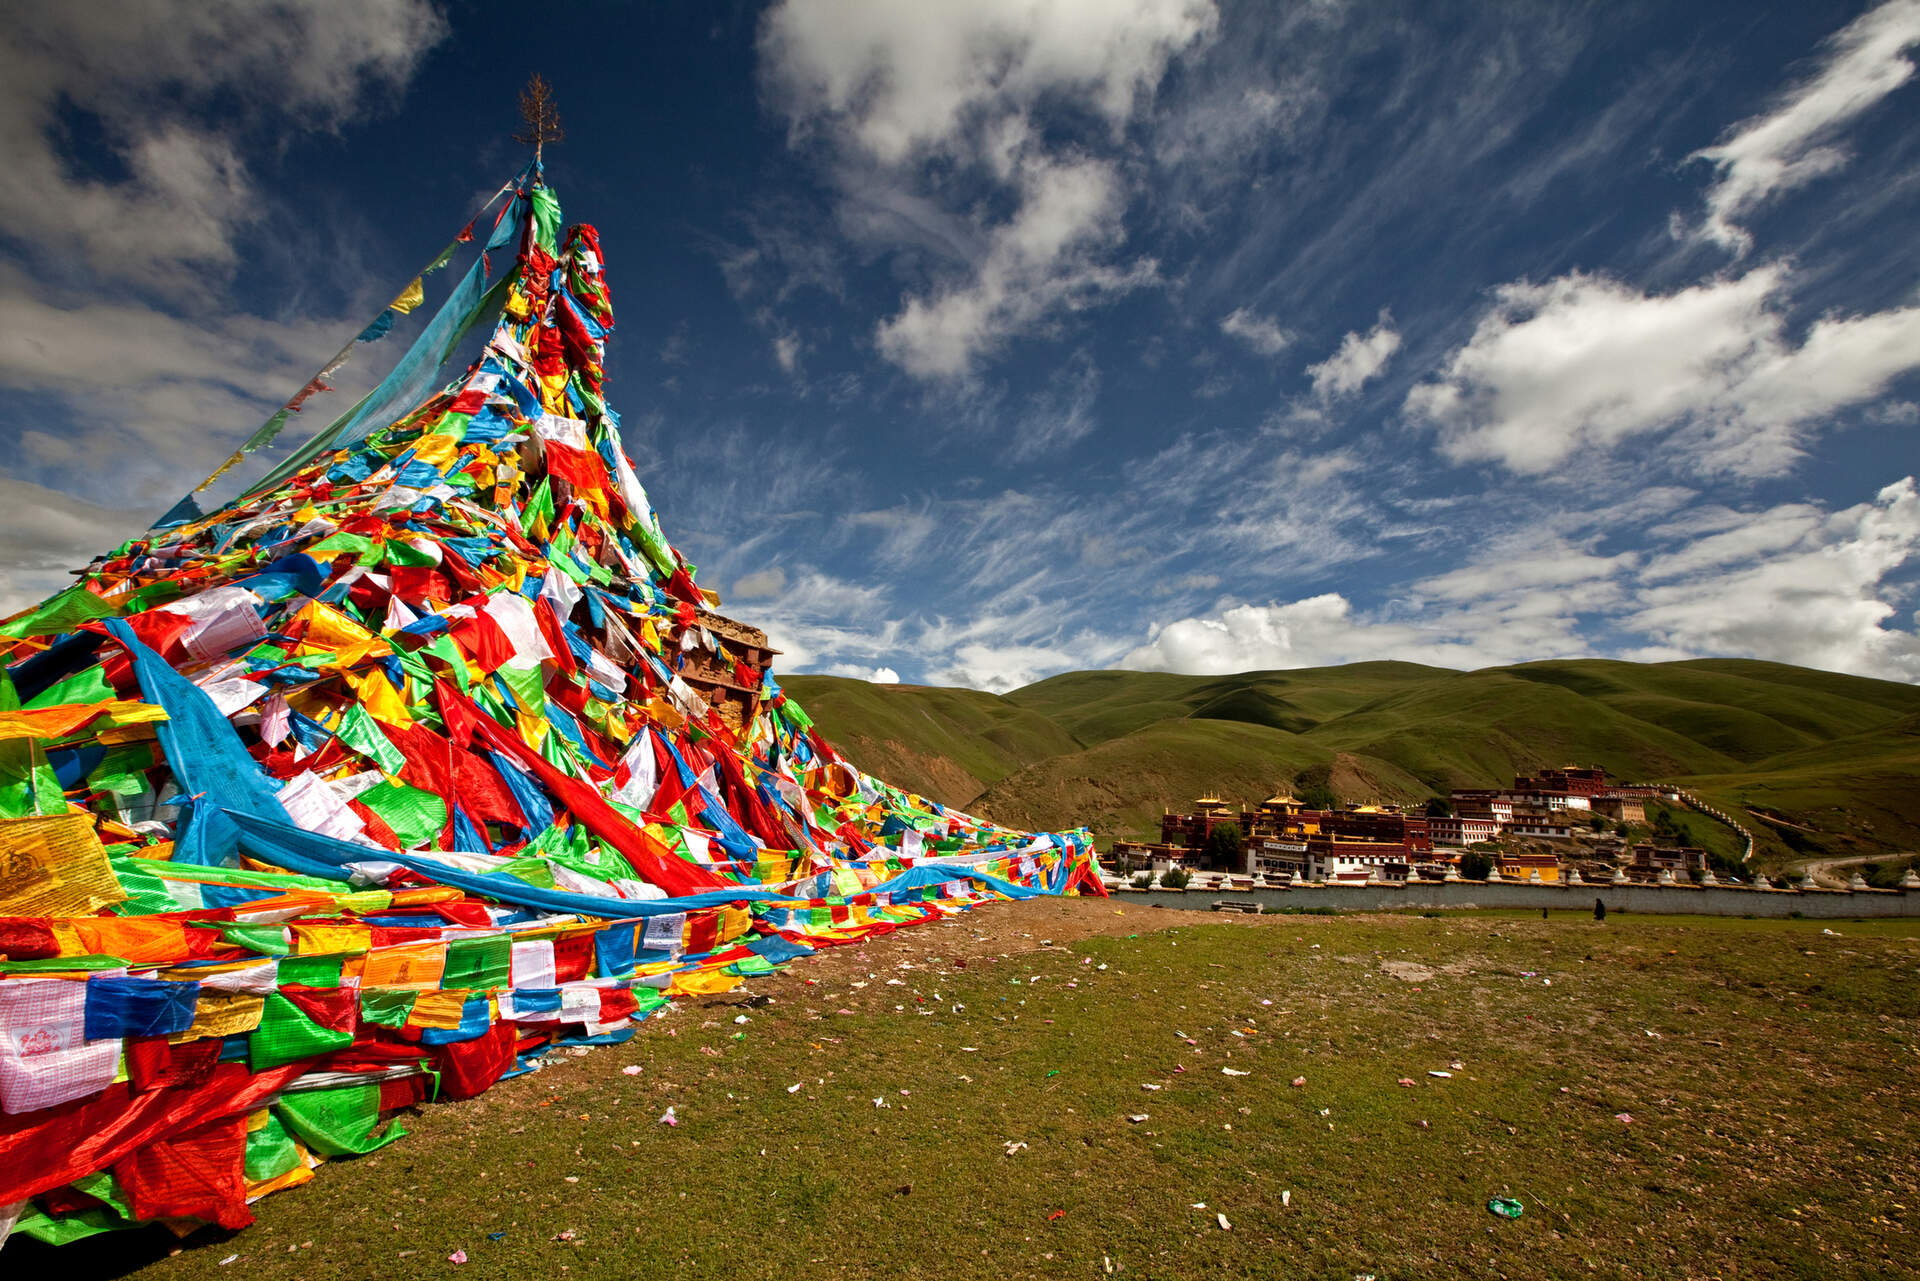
[0,738,65,817]
[244,1112,304,1182]
[0,585,118,639]
[495,663,543,712]
[337,702,406,773]
[356,779,447,848]
[222,923,292,956]
[275,1083,409,1157]
[250,992,354,1070]
[382,539,439,568]
[530,184,562,254]
[442,934,511,990]
[23,663,115,710]
[307,531,378,559]
[423,633,471,692]
[277,954,345,987]
[359,988,417,1029]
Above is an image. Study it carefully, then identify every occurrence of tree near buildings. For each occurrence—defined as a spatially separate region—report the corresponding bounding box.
[1202,821,1243,868]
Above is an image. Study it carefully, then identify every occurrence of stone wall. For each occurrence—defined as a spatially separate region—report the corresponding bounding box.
[1116,880,1918,919]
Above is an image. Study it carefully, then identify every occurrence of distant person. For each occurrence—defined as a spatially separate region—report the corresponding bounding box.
[1594,897,1606,922]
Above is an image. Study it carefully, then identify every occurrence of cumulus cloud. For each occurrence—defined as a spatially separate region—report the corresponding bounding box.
[1125,479,1920,683]
[1219,306,1293,356]
[1123,594,1561,674]
[1406,267,1920,476]
[0,0,447,291]
[760,0,1218,166]
[1626,478,1920,680]
[759,0,1216,379]
[1305,311,1401,399]
[1692,0,1920,254]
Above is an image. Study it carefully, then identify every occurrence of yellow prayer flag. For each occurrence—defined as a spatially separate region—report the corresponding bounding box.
[405,989,475,1031]
[170,991,267,1043]
[359,941,448,991]
[288,921,370,957]
[667,968,744,998]
[389,277,426,314]
[343,665,412,728]
[0,812,126,916]
[410,432,462,470]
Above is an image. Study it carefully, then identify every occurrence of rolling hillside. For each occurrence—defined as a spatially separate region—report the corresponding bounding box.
[787,659,1920,867]
[779,675,1080,808]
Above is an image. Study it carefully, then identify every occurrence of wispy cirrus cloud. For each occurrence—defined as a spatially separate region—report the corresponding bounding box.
[1691,0,1920,254]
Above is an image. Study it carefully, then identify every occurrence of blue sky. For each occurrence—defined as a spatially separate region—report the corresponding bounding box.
[3,1,1919,690]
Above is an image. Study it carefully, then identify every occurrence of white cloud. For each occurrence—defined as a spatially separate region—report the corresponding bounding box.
[760,0,1215,379]
[1124,479,1920,684]
[1626,477,1920,681]
[1220,306,1293,356]
[1010,348,1100,460]
[731,568,788,600]
[773,330,803,373]
[0,1,447,290]
[0,264,379,519]
[1305,311,1401,399]
[760,0,1218,166]
[1406,266,1920,476]
[0,476,149,615]
[930,635,1128,694]
[1123,593,1564,675]
[871,666,900,684]
[0,1,448,571]
[873,154,1155,379]
[1692,0,1920,254]
[1416,540,1635,604]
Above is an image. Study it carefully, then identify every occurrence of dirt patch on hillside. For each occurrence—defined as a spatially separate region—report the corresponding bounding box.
[1380,959,1436,982]
[831,733,985,810]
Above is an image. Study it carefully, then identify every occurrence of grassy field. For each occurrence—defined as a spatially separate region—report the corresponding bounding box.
[787,660,1920,868]
[45,900,1920,1280]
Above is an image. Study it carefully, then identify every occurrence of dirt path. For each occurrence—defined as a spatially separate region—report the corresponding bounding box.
[1798,853,1898,888]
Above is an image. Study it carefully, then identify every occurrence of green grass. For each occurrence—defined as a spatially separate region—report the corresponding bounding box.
[1007,663,1447,745]
[969,717,1428,842]
[783,660,1920,867]
[781,675,1083,808]
[63,902,1920,1280]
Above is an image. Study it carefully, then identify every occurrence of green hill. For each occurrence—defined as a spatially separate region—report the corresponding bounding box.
[969,718,1430,842]
[779,675,1081,808]
[1006,662,1447,743]
[788,659,1920,868]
